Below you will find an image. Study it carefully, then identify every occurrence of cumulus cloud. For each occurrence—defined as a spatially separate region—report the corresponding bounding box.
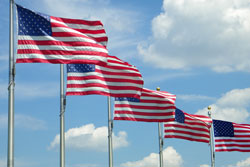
[200,165,210,167]
[196,88,250,123]
[120,146,183,167]
[49,124,128,152]
[228,157,250,167]
[0,114,47,130]
[138,0,250,72]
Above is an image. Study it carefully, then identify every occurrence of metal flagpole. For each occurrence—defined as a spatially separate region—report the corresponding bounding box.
[208,106,215,167]
[108,96,113,167]
[60,64,66,167]
[7,0,15,167]
[156,87,163,167]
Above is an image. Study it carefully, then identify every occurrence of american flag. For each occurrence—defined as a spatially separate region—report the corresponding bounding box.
[213,119,250,152]
[164,108,212,143]
[66,55,144,98]
[16,4,108,64]
[114,88,176,122]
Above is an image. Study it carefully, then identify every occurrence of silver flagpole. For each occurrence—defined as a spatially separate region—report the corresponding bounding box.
[208,106,215,167]
[60,64,66,167]
[156,87,163,167]
[7,0,15,167]
[108,96,113,167]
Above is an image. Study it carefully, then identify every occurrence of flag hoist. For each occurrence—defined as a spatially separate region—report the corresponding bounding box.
[156,87,163,167]
[208,106,215,167]
[7,0,15,167]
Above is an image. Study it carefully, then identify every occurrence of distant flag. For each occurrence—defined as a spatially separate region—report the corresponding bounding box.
[66,55,144,98]
[164,108,212,143]
[213,119,250,152]
[16,4,108,64]
[114,88,176,122]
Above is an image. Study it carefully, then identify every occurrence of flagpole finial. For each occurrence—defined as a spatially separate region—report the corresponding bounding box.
[207,106,212,117]
[208,106,211,110]
[156,87,160,91]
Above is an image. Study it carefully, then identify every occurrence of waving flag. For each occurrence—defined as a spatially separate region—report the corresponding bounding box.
[114,88,176,122]
[66,55,143,98]
[16,4,108,64]
[213,120,250,152]
[164,108,212,143]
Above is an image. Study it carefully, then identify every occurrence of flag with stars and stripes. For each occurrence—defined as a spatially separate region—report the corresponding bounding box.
[213,119,250,152]
[164,108,212,143]
[66,55,144,98]
[114,88,176,122]
[16,4,108,64]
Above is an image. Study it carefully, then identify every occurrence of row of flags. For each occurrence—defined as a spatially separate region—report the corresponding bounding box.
[15,4,250,153]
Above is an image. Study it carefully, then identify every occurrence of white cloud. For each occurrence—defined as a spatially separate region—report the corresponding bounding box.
[228,157,250,167]
[200,165,210,167]
[120,146,183,167]
[138,0,250,72]
[177,94,216,101]
[0,114,47,130]
[49,124,129,152]
[196,88,250,123]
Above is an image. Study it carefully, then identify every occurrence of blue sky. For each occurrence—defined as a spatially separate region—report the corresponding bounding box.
[1,0,250,166]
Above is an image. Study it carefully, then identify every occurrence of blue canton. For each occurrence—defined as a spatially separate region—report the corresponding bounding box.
[175,108,185,123]
[67,64,95,73]
[115,97,140,102]
[213,120,234,137]
[16,4,52,36]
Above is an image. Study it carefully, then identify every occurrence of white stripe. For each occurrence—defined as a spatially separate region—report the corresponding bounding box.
[51,18,104,30]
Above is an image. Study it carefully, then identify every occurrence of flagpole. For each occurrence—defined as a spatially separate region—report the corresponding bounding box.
[108,96,113,167]
[156,87,163,167]
[208,106,215,167]
[60,64,66,167]
[7,0,15,167]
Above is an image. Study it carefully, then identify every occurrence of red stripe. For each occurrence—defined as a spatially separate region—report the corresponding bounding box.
[67,76,143,84]
[52,32,108,43]
[215,144,250,148]
[114,117,175,122]
[51,22,106,34]
[215,148,250,152]
[164,129,210,138]
[114,110,174,116]
[16,58,106,65]
[17,49,108,56]
[66,91,140,98]
[115,104,176,110]
[164,124,210,133]
[164,135,209,143]
[95,69,142,77]
[67,83,142,90]
[18,40,107,48]
[215,139,250,142]
[51,16,103,26]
